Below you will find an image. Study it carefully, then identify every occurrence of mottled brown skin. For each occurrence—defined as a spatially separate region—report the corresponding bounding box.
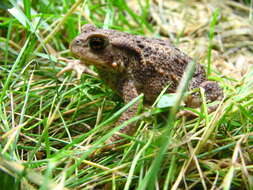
[58,24,223,148]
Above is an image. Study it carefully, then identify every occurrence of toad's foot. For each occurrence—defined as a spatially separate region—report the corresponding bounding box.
[103,134,127,151]
[57,57,98,79]
[102,122,138,151]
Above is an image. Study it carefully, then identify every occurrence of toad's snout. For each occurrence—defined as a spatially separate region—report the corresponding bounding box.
[70,38,82,54]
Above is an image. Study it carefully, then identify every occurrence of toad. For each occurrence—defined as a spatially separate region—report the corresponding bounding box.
[57,24,223,148]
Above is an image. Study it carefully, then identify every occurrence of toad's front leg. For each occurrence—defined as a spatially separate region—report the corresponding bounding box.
[56,57,98,79]
[105,78,140,149]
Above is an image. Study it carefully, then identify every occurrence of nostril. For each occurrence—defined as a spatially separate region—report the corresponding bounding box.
[74,39,82,45]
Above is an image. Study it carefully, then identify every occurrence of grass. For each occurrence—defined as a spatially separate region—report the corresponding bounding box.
[1,0,253,189]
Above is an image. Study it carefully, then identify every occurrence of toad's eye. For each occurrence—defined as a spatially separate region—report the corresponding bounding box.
[88,37,107,51]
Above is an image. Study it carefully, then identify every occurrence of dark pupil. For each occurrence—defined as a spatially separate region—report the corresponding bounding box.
[89,38,105,50]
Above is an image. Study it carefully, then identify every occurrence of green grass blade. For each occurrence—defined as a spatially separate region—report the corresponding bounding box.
[137,60,196,190]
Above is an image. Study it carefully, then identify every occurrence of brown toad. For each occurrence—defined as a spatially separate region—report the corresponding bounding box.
[57,24,223,147]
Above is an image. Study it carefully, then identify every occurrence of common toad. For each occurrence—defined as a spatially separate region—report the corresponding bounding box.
[57,24,223,148]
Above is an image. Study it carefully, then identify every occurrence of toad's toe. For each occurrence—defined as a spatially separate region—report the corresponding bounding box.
[57,58,98,79]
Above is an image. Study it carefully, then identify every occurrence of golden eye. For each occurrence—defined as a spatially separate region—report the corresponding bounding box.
[89,37,106,51]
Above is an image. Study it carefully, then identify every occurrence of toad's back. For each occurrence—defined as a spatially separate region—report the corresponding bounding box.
[119,34,207,102]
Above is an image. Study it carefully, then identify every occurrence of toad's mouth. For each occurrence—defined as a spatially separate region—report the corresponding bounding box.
[70,48,112,70]
[70,51,109,68]
[78,57,114,71]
